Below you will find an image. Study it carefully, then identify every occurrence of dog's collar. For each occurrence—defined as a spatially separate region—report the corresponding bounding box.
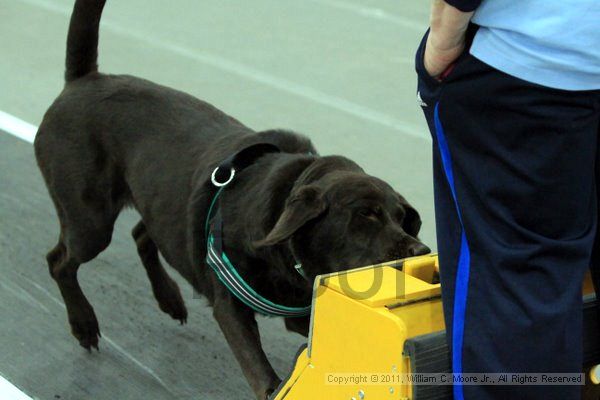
[204,144,312,318]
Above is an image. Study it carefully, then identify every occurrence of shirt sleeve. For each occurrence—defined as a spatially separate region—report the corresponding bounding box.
[444,0,482,12]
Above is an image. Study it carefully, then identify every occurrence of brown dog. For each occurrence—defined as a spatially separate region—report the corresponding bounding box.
[34,1,430,398]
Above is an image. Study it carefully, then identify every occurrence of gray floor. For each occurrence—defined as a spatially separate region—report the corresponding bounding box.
[0,0,433,399]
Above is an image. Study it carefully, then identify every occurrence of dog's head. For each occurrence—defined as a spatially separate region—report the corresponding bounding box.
[254,167,430,279]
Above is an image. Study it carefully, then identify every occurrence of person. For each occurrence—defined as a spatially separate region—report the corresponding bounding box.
[415,0,600,398]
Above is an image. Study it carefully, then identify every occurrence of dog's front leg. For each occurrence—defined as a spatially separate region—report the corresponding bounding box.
[211,278,281,399]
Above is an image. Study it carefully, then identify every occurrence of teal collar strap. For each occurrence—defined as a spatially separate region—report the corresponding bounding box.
[204,146,312,318]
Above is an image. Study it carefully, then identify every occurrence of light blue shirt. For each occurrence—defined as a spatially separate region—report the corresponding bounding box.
[471,0,600,91]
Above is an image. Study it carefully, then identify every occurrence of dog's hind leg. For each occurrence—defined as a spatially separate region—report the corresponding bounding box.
[47,236,102,351]
[132,221,187,324]
[36,124,127,350]
[45,183,121,351]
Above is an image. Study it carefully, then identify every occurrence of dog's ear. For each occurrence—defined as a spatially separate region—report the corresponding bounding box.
[254,186,326,247]
[402,204,422,238]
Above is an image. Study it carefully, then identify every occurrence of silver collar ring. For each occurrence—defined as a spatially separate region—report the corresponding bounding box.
[211,167,236,187]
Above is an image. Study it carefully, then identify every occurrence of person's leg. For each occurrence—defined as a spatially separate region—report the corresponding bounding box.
[418,37,600,399]
[591,121,600,316]
[416,32,466,350]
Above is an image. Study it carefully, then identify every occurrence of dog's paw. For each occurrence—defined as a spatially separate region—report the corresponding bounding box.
[69,312,101,351]
[156,282,188,324]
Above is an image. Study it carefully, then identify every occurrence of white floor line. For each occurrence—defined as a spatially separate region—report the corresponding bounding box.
[306,0,425,30]
[0,376,33,400]
[0,111,36,143]
[15,274,175,395]
[0,280,51,314]
[15,0,427,140]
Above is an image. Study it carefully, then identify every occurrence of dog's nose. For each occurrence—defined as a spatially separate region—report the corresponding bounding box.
[407,242,431,257]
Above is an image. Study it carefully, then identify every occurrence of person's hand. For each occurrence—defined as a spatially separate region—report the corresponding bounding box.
[424,30,466,79]
[424,0,474,80]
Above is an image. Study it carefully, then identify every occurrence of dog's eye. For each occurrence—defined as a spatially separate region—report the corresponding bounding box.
[358,207,381,220]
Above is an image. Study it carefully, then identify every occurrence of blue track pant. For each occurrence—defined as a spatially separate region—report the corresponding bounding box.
[416,29,600,399]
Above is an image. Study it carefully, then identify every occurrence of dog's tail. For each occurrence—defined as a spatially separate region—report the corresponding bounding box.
[64,0,107,82]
